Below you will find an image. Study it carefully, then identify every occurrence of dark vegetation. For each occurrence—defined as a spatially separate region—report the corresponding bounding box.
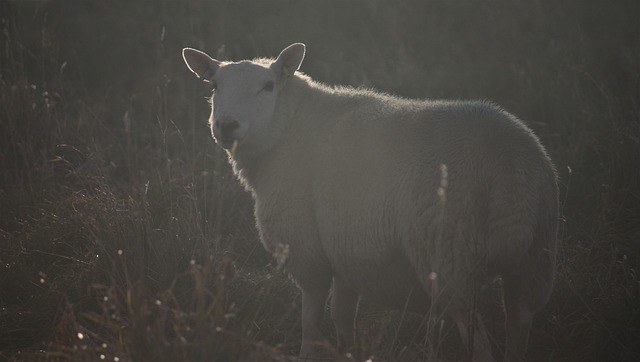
[1,1,639,361]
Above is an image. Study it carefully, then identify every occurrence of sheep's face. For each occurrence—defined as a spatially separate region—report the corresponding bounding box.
[183,44,306,154]
[208,62,278,150]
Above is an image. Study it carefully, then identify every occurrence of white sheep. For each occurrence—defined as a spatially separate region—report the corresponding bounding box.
[182,43,558,361]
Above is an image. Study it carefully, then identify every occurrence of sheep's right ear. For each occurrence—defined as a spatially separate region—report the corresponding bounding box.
[182,48,220,82]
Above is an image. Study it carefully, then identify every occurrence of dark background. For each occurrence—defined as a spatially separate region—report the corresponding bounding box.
[1,0,639,360]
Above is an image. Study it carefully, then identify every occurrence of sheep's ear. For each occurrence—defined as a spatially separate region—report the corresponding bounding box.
[182,48,220,82]
[271,43,305,81]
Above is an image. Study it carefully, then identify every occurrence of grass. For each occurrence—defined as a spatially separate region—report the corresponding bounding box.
[1,1,639,361]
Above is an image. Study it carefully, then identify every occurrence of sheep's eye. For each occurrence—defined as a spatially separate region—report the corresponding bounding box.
[262,81,274,92]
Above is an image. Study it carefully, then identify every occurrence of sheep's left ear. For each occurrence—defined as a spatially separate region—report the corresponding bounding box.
[271,43,305,82]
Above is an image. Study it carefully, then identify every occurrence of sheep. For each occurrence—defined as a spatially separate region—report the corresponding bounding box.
[182,43,558,361]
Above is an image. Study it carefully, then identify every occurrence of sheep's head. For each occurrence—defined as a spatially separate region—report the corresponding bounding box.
[182,43,305,155]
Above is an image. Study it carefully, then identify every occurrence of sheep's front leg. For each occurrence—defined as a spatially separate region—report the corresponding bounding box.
[331,277,359,354]
[299,281,331,360]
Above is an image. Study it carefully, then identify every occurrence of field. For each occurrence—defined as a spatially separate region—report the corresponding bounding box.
[1,1,639,361]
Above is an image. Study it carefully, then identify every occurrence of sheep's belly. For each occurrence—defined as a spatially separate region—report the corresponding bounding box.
[335,253,430,313]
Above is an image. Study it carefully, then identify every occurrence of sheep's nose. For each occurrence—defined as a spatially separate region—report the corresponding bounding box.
[218,119,239,140]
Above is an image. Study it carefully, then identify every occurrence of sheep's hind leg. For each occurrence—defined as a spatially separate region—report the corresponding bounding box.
[502,251,554,361]
[502,270,548,362]
[503,296,531,361]
[331,277,359,355]
[454,311,495,362]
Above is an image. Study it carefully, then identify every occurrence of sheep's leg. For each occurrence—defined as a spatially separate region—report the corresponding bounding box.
[331,277,359,354]
[299,281,331,360]
[454,311,495,362]
[503,277,535,362]
[502,251,554,361]
[503,296,531,362]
